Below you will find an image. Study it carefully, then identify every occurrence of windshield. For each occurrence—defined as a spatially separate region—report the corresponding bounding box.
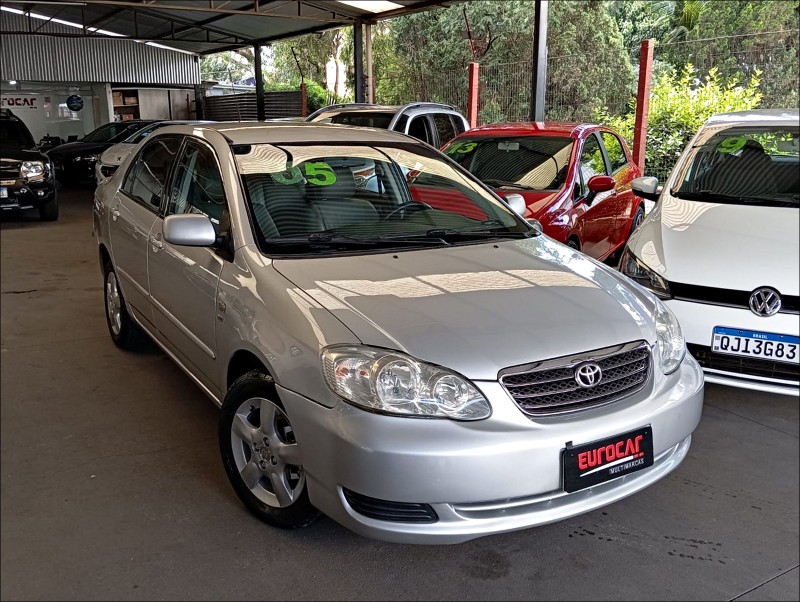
[0,119,35,148]
[673,124,799,206]
[80,121,148,143]
[442,135,574,191]
[235,141,531,256]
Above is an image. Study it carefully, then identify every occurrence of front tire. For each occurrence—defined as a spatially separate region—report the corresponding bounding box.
[219,371,319,529]
[103,259,148,350]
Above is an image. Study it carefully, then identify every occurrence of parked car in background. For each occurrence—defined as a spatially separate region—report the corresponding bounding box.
[48,119,156,185]
[0,108,58,220]
[94,121,703,544]
[622,109,799,396]
[441,122,645,264]
[306,102,469,148]
[95,120,212,184]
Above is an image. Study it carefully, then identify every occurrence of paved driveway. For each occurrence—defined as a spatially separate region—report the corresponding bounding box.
[1,187,797,601]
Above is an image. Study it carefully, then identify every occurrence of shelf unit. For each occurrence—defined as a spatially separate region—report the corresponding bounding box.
[112,89,140,121]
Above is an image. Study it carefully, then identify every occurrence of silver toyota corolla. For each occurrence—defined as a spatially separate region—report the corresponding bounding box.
[93,122,704,544]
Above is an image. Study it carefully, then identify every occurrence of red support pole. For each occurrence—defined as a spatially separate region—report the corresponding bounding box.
[632,39,655,172]
[467,62,479,129]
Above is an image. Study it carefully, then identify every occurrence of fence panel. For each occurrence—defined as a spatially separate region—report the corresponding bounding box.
[373,67,468,115]
[204,90,304,121]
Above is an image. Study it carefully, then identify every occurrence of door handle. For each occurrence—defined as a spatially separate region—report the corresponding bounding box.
[149,233,163,251]
[111,206,120,221]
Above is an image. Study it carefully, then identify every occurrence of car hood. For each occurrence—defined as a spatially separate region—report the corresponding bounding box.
[99,143,136,166]
[495,189,560,219]
[628,194,800,294]
[47,141,110,158]
[1,147,48,163]
[273,237,657,380]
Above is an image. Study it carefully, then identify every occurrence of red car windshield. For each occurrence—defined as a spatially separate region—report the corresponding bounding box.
[444,136,574,191]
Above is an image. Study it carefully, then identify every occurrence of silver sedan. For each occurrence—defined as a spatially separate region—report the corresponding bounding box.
[92,122,704,544]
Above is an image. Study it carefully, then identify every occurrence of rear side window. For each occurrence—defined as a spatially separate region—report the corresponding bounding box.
[578,134,607,195]
[601,132,628,173]
[329,112,394,128]
[122,136,182,210]
[451,115,467,136]
[432,114,457,146]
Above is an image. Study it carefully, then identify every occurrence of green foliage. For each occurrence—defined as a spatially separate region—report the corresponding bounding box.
[595,64,763,180]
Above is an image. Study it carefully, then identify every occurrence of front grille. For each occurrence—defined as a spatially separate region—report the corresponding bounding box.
[688,344,800,383]
[670,281,799,314]
[500,341,651,416]
[342,488,438,523]
[1,160,20,179]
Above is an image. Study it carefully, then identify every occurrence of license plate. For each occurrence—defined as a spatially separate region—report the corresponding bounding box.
[563,426,653,493]
[712,327,799,364]
[0,187,7,199]
[0,180,14,186]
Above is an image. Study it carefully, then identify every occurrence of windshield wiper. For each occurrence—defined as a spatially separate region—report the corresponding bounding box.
[262,231,450,250]
[424,226,538,240]
[480,178,538,191]
[671,190,798,206]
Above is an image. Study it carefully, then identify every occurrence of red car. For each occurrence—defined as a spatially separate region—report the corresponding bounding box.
[440,122,645,263]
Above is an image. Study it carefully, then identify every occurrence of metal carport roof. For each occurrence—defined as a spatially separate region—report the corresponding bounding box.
[0,0,458,55]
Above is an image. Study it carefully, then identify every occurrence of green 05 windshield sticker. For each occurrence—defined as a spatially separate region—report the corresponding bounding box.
[271,161,338,186]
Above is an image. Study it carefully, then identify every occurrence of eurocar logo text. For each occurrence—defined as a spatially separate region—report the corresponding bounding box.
[577,434,645,472]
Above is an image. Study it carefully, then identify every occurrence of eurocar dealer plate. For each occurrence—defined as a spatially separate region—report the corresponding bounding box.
[563,426,653,493]
[712,327,799,364]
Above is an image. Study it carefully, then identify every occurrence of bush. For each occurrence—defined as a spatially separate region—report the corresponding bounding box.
[594,64,763,181]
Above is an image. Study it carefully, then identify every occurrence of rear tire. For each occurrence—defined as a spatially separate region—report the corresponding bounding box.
[566,237,580,251]
[103,259,148,350]
[219,371,319,530]
[38,194,58,221]
[629,204,645,238]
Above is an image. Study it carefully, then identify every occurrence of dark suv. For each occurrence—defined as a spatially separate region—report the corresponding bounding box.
[0,108,58,221]
[306,102,469,148]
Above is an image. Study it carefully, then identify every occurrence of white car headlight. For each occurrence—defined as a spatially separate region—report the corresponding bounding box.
[20,161,45,178]
[321,346,491,420]
[654,299,685,374]
[619,247,671,299]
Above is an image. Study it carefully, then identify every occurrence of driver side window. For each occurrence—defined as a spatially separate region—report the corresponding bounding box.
[167,140,227,233]
[577,134,607,197]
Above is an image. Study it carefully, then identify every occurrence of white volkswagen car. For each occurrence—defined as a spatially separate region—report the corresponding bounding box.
[623,109,799,396]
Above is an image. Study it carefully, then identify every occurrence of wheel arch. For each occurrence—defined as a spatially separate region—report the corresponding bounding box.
[227,348,277,391]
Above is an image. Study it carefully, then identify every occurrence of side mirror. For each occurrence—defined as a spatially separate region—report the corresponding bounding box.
[632,176,661,202]
[585,174,615,206]
[527,218,543,233]
[504,193,527,216]
[163,214,217,247]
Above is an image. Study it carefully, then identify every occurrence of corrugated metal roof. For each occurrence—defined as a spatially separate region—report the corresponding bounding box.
[0,1,458,55]
[1,11,199,84]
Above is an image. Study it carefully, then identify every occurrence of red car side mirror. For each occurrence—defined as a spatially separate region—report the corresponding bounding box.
[587,175,615,193]
[584,175,615,207]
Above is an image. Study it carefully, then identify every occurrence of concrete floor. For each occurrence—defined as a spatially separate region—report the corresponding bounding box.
[2,187,798,601]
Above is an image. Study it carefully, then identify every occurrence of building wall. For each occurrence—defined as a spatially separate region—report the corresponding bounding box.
[0,11,200,85]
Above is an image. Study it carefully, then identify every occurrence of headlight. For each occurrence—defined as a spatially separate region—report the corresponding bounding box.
[20,161,45,178]
[321,345,491,420]
[654,299,685,374]
[619,247,671,299]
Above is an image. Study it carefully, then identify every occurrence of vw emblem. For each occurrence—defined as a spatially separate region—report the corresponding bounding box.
[749,287,782,317]
[574,362,603,388]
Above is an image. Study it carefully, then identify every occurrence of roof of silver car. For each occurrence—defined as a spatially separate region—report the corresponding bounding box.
[158,121,421,145]
[705,108,800,126]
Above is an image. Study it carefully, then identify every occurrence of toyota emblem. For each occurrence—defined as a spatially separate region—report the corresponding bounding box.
[574,362,603,388]
[749,287,782,317]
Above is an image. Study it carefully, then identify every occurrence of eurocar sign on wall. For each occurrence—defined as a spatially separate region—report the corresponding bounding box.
[0,95,39,110]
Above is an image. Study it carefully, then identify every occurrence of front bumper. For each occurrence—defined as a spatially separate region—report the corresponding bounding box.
[0,176,56,211]
[665,299,799,396]
[277,355,704,544]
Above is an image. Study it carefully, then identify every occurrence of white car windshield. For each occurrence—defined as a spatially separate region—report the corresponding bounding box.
[234,141,533,255]
[673,125,799,207]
